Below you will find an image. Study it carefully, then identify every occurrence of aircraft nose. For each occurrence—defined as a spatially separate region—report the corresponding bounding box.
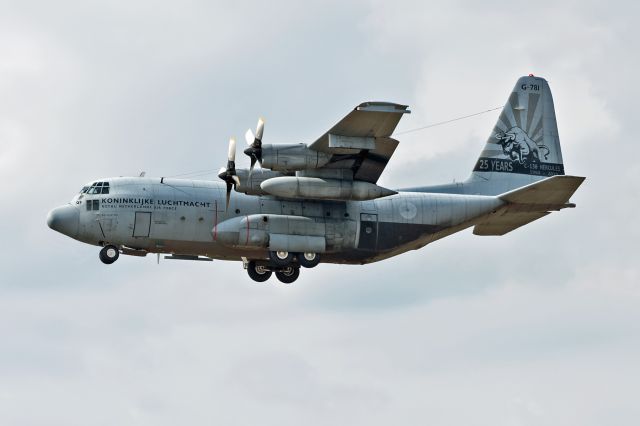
[47,204,80,237]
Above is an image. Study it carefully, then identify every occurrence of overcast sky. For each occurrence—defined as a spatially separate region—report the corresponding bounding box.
[1,0,639,425]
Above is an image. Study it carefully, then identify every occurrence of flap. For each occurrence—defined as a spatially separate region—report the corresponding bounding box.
[306,102,410,183]
[309,102,410,152]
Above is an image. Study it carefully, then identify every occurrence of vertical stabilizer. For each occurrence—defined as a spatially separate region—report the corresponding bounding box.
[467,75,565,194]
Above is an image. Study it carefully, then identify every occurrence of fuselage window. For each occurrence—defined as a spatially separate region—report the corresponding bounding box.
[86,200,92,211]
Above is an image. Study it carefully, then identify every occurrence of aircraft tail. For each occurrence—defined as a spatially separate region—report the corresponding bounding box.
[400,75,585,236]
[466,74,565,194]
[404,75,573,196]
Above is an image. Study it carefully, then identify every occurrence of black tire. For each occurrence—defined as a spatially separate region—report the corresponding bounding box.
[275,266,300,284]
[298,252,320,268]
[269,250,292,266]
[247,261,272,282]
[99,245,119,264]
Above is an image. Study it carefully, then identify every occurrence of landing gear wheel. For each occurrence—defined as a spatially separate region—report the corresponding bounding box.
[99,245,119,264]
[247,261,272,282]
[275,266,300,284]
[298,252,320,268]
[269,250,292,266]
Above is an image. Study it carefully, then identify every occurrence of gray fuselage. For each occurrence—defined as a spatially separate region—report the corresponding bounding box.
[51,176,504,265]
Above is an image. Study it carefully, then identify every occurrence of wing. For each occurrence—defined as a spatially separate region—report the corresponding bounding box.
[308,102,410,183]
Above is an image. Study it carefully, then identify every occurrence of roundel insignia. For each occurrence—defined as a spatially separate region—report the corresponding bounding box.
[399,201,417,220]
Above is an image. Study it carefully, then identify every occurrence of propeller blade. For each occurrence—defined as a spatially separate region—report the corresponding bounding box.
[228,137,236,162]
[255,117,264,141]
[232,175,240,186]
[225,181,232,210]
[245,129,255,146]
[248,156,257,180]
[244,117,265,181]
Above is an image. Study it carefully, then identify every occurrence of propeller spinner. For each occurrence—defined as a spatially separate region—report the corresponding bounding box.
[243,117,265,177]
[218,137,241,210]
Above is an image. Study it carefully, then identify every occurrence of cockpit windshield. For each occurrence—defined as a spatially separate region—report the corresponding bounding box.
[81,181,110,194]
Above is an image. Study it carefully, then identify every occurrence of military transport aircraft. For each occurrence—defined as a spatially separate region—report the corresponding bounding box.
[47,75,584,284]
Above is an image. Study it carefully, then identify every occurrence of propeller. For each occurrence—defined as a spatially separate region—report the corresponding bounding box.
[243,117,265,178]
[217,137,241,210]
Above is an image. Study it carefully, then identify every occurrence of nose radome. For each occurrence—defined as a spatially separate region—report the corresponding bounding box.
[47,204,80,237]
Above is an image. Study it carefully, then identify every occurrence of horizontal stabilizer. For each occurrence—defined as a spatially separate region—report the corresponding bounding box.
[474,212,550,236]
[499,175,585,206]
[474,175,585,236]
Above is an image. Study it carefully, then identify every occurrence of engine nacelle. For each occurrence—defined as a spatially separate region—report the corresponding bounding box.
[260,144,332,172]
[260,176,397,201]
[233,169,287,196]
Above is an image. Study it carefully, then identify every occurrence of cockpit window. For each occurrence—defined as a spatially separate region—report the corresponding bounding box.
[86,199,100,211]
[80,186,89,194]
[85,182,110,194]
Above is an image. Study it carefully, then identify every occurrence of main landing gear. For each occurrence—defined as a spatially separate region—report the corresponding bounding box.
[247,261,272,282]
[99,244,120,264]
[275,266,300,284]
[246,251,320,284]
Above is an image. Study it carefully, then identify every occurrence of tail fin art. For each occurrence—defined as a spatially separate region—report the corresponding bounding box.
[407,75,573,195]
[466,75,565,194]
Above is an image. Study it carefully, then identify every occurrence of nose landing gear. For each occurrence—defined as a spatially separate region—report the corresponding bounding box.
[99,245,120,264]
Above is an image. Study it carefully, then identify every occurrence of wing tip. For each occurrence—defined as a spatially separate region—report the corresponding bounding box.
[356,102,410,114]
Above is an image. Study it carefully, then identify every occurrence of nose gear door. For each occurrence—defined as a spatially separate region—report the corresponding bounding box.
[97,213,118,239]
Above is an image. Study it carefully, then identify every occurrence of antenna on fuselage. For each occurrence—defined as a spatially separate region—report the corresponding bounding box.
[139,171,146,177]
